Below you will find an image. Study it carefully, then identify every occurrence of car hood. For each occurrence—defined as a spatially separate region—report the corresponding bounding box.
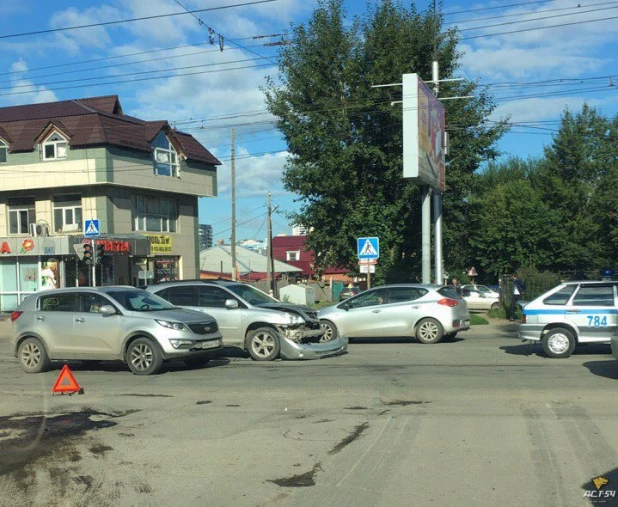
[130,308,216,324]
[256,303,318,322]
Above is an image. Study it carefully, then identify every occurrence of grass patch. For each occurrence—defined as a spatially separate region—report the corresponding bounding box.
[470,314,489,325]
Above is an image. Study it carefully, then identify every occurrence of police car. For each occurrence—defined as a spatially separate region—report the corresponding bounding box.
[517,281,618,358]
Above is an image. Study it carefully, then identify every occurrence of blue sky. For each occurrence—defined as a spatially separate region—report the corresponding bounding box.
[1,0,617,242]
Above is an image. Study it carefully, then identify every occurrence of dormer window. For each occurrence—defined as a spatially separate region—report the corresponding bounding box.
[0,139,7,164]
[43,132,67,161]
[153,132,179,177]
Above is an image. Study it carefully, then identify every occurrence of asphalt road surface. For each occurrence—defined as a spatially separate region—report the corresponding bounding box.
[1,319,617,507]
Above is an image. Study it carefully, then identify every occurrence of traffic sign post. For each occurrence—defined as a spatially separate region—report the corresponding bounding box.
[84,219,100,238]
[357,237,379,289]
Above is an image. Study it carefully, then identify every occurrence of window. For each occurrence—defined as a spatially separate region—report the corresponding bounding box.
[543,286,576,306]
[198,286,234,308]
[134,195,177,232]
[166,286,197,306]
[387,287,427,303]
[286,251,300,261]
[8,197,35,235]
[0,139,8,164]
[152,133,179,177]
[53,194,82,233]
[572,285,615,307]
[78,294,113,313]
[347,289,388,309]
[40,293,77,312]
[42,132,68,161]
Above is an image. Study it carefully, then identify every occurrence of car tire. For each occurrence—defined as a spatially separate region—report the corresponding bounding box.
[184,356,211,369]
[490,303,500,311]
[443,332,457,341]
[247,327,280,361]
[542,328,576,359]
[319,320,338,342]
[18,337,51,374]
[126,337,163,375]
[416,318,444,344]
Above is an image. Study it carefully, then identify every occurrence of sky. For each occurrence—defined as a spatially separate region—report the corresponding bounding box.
[0,0,617,243]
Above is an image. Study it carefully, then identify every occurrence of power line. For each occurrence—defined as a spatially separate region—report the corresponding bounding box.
[0,0,278,40]
[444,0,556,17]
[460,13,618,39]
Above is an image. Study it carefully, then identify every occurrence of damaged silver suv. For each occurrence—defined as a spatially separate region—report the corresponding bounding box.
[146,281,348,361]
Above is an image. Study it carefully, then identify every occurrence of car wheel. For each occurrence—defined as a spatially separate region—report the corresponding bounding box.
[416,318,444,344]
[443,332,457,341]
[184,356,211,369]
[126,337,163,375]
[247,327,280,361]
[319,320,338,342]
[542,328,576,358]
[18,337,51,373]
[490,303,500,311]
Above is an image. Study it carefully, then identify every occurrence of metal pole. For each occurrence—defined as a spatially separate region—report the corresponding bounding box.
[422,186,432,283]
[231,128,237,281]
[91,239,96,287]
[367,267,371,290]
[266,192,272,294]
[432,57,443,285]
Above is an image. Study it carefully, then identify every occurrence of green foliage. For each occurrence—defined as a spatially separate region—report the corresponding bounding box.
[487,303,506,320]
[264,0,505,282]
[470,314,489,325]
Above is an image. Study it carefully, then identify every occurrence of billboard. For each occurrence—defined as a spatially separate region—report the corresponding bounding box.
[402,73,446,191]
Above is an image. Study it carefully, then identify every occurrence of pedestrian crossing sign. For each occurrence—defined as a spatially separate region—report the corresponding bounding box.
[357,237,379,260]
[84,219,100,237]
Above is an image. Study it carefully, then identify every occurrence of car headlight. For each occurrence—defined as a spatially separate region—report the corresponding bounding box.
[156,320,187,331]
[169,339,194,349]
[286,314,305,325]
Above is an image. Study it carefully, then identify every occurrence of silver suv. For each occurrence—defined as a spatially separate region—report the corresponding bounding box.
[146,281,348,361]
[10,287,223,375]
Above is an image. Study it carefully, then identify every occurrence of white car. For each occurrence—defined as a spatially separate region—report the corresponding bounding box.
[461,286,500,312]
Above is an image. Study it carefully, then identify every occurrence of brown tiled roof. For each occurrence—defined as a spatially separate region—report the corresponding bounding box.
[0,95,221,165]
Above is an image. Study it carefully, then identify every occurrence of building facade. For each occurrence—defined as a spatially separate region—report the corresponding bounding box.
[198,224,213,251]
[0,95,220,311]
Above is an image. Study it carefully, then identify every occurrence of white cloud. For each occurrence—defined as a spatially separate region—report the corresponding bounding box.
[2,60,57,106]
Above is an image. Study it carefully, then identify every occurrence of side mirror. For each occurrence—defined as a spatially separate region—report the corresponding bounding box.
[225,299,239,309]
[100,305,116,316]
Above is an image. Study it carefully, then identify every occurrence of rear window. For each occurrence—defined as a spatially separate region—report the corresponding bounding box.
[438,288,461,299]
[388,287,428,303]
[39,293,77,312]
[543,286,576,306]
[572,286,615,307]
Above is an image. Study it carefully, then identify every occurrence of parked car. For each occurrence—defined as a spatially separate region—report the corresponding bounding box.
[461,287,501,312]
[10,287,223,375]
[339,286,360,301]
[318,284,470,344]
[145,281,348,361]
[461,284,500,298]
[518,281,618,358]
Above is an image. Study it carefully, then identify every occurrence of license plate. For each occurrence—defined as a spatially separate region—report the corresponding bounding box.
[202,340,220,350]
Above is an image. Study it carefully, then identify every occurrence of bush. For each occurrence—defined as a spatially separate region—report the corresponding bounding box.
[488,303,507,319]
[470,314,489,325]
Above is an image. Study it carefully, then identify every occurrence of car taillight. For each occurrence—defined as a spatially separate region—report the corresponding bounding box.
[438,298,459,307]
[10,311,23,322]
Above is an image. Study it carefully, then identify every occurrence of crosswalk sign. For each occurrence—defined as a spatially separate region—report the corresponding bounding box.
[84,219,100,237]
[357,237,379,260]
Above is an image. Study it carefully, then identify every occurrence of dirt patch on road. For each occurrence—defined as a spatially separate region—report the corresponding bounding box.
[328,422,369,455]
[269,463,323,487]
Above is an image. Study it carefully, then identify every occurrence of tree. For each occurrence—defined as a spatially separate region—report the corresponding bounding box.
[264,0,506,282]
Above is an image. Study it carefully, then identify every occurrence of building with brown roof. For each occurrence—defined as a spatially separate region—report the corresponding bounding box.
[0,95,220,310]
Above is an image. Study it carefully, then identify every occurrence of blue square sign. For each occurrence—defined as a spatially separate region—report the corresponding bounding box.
[357,237,379,260]
[84,219,100,238]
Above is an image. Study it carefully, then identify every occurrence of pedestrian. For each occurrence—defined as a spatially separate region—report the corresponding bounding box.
[510,272,526,321]
[450,277,461,296]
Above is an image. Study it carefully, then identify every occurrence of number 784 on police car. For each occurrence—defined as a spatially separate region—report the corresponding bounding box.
[588,316,608,327]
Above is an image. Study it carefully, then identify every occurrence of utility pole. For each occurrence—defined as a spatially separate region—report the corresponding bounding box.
[231,128,237,281]
[266,192,273,296]
[432,0,444,286]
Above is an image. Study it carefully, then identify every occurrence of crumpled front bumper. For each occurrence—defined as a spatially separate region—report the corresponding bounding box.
[279,335,348,360]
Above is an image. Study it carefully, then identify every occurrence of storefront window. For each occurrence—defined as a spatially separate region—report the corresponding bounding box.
[19,258,38,293]
[154,257,179,283]
[0,259,18,312]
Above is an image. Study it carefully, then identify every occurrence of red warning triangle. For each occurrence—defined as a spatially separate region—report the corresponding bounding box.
[52,365,81,394]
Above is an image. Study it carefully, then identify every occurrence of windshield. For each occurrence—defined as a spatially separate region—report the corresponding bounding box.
[226,284,279,305]
[105,289,176,312]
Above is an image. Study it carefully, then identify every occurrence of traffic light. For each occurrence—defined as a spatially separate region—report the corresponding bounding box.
[96,242,105,261]
[83,242,93,264]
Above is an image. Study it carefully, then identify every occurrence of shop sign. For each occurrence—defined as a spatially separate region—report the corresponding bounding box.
[95,239,131,253]
[147,234,173,254]
[0,241,11,255]
[0,237,71,256]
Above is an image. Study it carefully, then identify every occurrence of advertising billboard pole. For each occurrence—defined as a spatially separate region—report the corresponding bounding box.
[432,60,444,286]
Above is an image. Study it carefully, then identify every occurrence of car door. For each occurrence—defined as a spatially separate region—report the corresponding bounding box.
[380,287,428,336]
[73,293,122,359]
[36,292,78,359]
[196,286,244,347]
[463,289,484,310]
[336,288,388,337]
[565,284,617,343]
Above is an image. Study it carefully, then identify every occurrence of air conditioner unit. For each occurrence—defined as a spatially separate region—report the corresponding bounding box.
[30,223,50,237]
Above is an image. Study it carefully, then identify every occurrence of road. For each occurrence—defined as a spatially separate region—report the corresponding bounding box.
[1,319,617,507]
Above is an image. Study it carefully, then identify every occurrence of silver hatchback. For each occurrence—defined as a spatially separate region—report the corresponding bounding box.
[10,287,223,375]
[318,284,470,343]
